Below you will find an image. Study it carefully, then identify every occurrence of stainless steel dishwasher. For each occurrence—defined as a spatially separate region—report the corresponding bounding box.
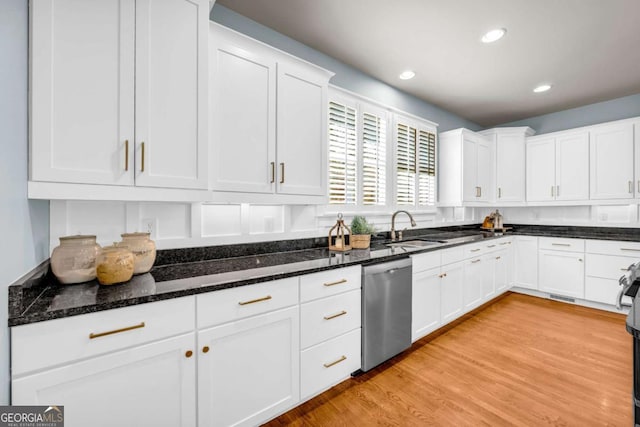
[362,257,412,372]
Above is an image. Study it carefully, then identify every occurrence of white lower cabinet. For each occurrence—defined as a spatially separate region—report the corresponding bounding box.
[538,249,585,299]
[514,236,538,290]
[197,306,300,427]
[463,257,484,310]
[412,266,442,342]
[440,261,465,324]
[12,333,197,427]
[300,328,361,399]
[494,249,510,293]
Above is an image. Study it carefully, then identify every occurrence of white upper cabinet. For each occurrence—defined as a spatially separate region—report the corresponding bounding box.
[589,122,634,200]
[479,127,534,203]
[209,24,332,199]
[526,131,589,202]
[30,0,136,186]
[439,128,494,205]
[636,120,640,198]
[210,29,276,193]
[30,0,208,191]
[134,0,208,189]
[276,60,328,196]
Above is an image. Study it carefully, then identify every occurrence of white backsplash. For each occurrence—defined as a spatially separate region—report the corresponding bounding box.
[49,201,640,254]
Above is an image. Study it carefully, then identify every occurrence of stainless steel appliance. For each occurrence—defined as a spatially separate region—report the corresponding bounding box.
[621,263,640,425]
[362,257,412,372]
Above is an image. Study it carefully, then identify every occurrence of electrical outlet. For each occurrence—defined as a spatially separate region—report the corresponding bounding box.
[141,218,158,239]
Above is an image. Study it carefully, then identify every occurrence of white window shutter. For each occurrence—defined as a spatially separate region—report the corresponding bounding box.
[328,101,357,204]
[361,111,386,205]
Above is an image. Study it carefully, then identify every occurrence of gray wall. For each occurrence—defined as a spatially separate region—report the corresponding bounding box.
[0,0,50,404]
[497,93,640,134]
[210,5,481,132]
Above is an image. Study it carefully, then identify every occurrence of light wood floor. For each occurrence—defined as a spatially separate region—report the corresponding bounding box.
[266,293,632,426]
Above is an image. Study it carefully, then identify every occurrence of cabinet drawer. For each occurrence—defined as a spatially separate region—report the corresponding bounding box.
[300,290,361,349]
[585,277,633,306]
[299,266,361,303]
[197,277,298,329]
[539,237,585,252]
[301,328,361,400]
[464,242,485,258]
[411,251,440,273]
[12,297,195,376]
[441,247,464,265]
[586,239,640,257]
[586,253,638,279]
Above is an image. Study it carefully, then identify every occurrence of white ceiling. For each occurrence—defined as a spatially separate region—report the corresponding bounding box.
[217,0,640,127]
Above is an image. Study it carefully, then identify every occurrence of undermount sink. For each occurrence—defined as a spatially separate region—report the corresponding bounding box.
[386,240,442,249]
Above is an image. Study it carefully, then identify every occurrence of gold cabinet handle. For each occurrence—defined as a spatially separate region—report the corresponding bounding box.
[323,355,347,368]
[630,180,634,194]
[323,279,347,287]
[89,322,145,339]
[499,242,509,245]
[496,256,501,260]
[324,310,347,320]
[125,139,129,171]
[438,273,445,278]
[185,350,193,358]
[621,248,640,252]
[238,295,272,306]
[141,142,145,172]
[487,244,496,248]
[471,248,481,252]
[270,162,275,183]
[471,259,481,264]
[498,187,501,198]
[280,163,285,184]
[202,346,210,353]
[551,243,571,247]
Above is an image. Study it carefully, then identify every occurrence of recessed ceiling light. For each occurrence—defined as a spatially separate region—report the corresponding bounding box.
[399,70,415,80]
[481,28,506,43]
[533,84,552,93]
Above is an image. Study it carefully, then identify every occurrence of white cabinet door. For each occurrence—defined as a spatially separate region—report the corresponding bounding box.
[12,333,196,427]
[134,0,208,189]
[494,250,509,293]
[633,121,640,198]
[210,38,276,193]
[555,131,589,201]
[476,137,494,202]
[590,123,634,200]
[463,258,483,311]
[539,250,585,299]
[30,0,135,186]
[412,267,442,342]
[514,236,538,289]
[276,61,328,196]
[526,137,556,201]
[198,306,299,427]
[482,254,496,300]
[441,261,464,324]
[462,135,478,202]
[496,134,525,202]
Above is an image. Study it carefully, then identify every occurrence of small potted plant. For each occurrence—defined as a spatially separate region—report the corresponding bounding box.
[350,215,377,249]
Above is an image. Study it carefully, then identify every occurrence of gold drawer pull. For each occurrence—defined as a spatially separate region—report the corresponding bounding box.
[499,242,509,245]
[470,248,481,252]
[141,142,145,172]
[621,248,640,252]
[270,162,275,183]
[238,295,272,306]
[323,355,347,368]
[324,279,347,287]
[185,350,193,358]
[280,163,285,184]
[487,245,496,248]
[551,243,571,247]
[124,139,129,171]
[202,346,210,353]
[89,322,145,339]
[496,256,501,260]
[471,259,481,264]
[324,310,347,320]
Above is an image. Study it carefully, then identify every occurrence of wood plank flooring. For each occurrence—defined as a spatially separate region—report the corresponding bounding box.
[265,293,632,426]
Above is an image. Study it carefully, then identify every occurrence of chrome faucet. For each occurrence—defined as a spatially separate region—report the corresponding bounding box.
[390,210,416,241]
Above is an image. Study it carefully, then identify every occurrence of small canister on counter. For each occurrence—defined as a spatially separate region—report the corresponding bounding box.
[96,245,135,285]
[51,235,101,284]
[119,232,157,274]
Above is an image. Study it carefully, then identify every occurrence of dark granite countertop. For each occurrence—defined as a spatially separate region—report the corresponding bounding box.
[9,224,640,327]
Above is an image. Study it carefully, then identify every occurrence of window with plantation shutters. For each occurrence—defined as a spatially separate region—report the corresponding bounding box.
[361,111,386,205]
[396,122,436,206]
[328,101,357,204]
